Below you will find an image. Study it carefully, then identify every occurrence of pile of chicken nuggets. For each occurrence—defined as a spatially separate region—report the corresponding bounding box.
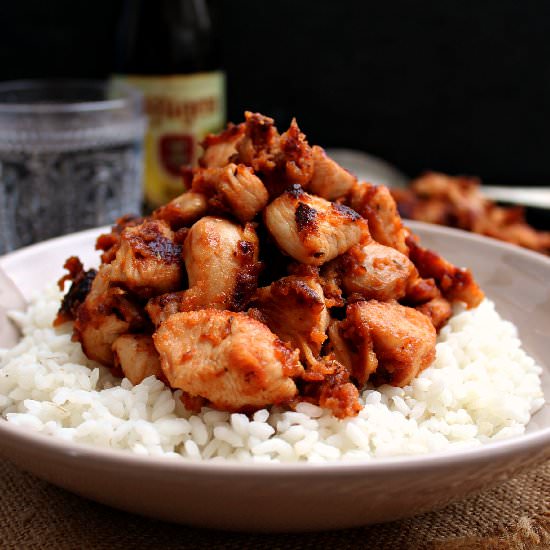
[55,112,484,418]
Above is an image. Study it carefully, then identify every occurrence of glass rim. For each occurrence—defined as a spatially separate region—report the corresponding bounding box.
[0,79,143,114]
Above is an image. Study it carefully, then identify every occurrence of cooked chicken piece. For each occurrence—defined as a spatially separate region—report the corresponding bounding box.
[145,293,182,327]
[112,334,164,386]
[264,185,369,265]
[316,262,344,308]
[404,275,440,304]
[402,274,452,331]
[483,208,550,253]
[153,191,208,230]
[326,319,378,387]
[153,309,303,411]
[342,300,436,387]
[330,242,417,302]
[192,163,268,222]
[393,172,550,255]
[146,217,260,324]
[183,217,260,309]
[307,146,357,200]
[317,376,362,419]
[300,360,362,418]
[348,182,409,254]
[235,112,280,173]
[416,294,453,331]
[251,274,329,367]
[54,256,97,326]
[288,262,344,308]
[199,123,245,168]
[235,112,314,196]
[76,314,129,368]
[73,265,148,366]
[405,172,486,230]
[406,231,484,308]
[95,215,144,265]
[277,118,314,188]
[108,219,183,299]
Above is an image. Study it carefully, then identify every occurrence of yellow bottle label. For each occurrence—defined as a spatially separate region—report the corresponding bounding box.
[113,71,225,208]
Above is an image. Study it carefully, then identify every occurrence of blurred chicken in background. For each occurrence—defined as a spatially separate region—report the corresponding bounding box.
[392,172,550,255]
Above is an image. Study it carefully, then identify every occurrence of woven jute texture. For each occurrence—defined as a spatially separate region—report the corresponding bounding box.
[0,458,548,550]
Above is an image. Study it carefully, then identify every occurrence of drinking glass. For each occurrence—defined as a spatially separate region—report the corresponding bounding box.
[0,80,146,254]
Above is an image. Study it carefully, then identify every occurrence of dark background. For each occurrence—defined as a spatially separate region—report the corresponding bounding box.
[2,0,550,186]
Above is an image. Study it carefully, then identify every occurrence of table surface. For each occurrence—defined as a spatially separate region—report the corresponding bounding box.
[1,458,548,550]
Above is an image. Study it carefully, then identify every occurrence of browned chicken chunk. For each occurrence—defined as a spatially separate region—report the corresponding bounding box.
[199,122,245,168]
[112,334,164,386]
[109,219,183,299]
[95,215,144,265]
[153,191,208,230]
[76,314,129,367]
[264,185,369,265]
[401,270,453,332]
[251,274,329,367]
[54,256,97,326]
[330,241,417,302]
[406,232,484,308]
[277,118,314,188]
[342,300,436,387]
[393,171,550,255]
[404,275,440,305]
[326,319,378,387]
[192,163,268,222]
[153,309,303,411]
[73,266,147,367]
[300,359,363,419]
[146,217,260,324]
[235,112,281,173]
[183,217,260,309]
[235,112,314,196]
[348,182,409,254]
[416,294,453,331]
[307,146,357,200]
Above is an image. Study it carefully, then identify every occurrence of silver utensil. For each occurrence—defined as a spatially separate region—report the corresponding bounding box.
[475,186,550,210]
[326,148,550,209]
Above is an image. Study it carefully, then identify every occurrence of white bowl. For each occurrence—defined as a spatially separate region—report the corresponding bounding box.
[0,222,548,532]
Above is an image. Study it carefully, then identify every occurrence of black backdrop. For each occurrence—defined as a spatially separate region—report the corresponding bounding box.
[2,0,550,186]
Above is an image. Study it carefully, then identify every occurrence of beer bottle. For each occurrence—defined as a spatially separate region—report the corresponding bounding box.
[113,0,225,208]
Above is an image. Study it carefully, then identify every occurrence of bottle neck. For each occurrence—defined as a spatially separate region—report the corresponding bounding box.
[114,0,220,76]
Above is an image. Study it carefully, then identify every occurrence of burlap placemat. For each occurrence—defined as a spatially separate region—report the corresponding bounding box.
[0,459,548,549]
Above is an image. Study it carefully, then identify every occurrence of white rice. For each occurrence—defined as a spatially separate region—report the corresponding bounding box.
[0,285,544,463]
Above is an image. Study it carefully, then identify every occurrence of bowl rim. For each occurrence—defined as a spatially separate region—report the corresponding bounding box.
[0,416,548,476]
[0,221,548,475]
